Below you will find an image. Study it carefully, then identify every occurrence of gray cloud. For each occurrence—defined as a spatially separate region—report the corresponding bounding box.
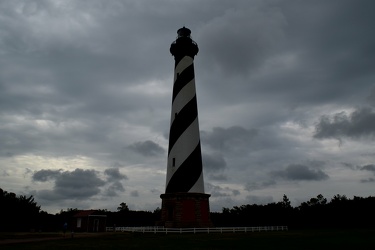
[359,164,375,174]
[201,126,258,153]
[1,0,375,212]
[128,140,165,157]
[104,168,127,182]
[341,162,355,169]
[361,178,375,183]
[32,169,62,182]
[202,153,227,172]
[206,183,239,198]
[34,168,105,201]
[245,195,274,205]
[130,190,139,197]
[232,190,240,196]
[245,180,276,191]
[2,170,10,177]
[197,1,287,77]
[150,189,160,195]
[366,88,375,106]
[104,181,125,197]
[314,107,375,140]
[104,168,128,197]
[208,174,228,181]
[53,169,105,199]
[270,164,329,181]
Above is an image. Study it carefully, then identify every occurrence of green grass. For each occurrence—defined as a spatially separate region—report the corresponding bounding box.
[1,229,375,250]
[0,232,61,240]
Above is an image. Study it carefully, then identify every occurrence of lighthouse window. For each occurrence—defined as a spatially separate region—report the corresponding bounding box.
[168,207,174,220]
[172,158,176,167]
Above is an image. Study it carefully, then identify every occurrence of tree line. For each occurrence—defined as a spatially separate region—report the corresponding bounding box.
[0,188,159,232]
[1,187,374,231]
[0,188,42,231]
[213,194,375,229]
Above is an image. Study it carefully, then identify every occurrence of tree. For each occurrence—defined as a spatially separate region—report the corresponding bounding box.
[0,188,42,231]
[279,194,292,209]
[304,194,327,207]
[330,194,348,204]
[117,202,129,212]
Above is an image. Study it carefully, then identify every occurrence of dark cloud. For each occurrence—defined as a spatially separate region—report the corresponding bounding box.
[208,174,228,181]
[130,190,139,197]
[245,195,274,205]
[270,164,329,181]
[34,168,105,201]
[23,168,33,178]
[33,169,62,182]
[53,169,105,198]
[343,163,375,180]
[341,162,355,169]
[150,189,160,194]
[0,0,172,161]
[314,107,375,140]
[206,183,239,198]
[272,1,375,106]
[232,190,240,196]
[197,1,287,77]
[360,152,375,157]
[201,126,258,153]
[196,0,375,110]
[245,180,276,191]
[359,164,375,173]
[2,170,10,177]
[202,153,227,172]
[128,140,165,157]
[104,181,125,197]
[206,184,229,198]
[366,88,375,106]
[104,168,127,182]
[360,178,375,183]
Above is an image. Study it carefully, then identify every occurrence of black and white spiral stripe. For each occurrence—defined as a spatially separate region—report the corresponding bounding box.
[165,55,204,194]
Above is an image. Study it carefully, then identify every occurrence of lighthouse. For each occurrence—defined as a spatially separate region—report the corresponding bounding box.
[159,27,212,228]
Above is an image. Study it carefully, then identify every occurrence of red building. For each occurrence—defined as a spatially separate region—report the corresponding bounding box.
[72,210,107,232]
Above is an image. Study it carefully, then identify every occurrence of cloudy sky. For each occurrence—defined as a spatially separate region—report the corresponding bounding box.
[1,0,375,213]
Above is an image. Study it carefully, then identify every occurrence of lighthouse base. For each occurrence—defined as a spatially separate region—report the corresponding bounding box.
[159,193,213,228]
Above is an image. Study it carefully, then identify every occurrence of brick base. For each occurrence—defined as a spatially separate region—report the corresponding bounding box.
[159,193,213,228]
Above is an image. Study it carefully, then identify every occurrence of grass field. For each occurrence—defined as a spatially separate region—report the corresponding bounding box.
[1,229,375,250]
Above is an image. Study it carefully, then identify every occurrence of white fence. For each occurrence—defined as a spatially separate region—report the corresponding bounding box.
[106,226,288,234]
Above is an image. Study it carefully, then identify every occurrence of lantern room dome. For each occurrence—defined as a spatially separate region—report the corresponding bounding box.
[177,26,191,38]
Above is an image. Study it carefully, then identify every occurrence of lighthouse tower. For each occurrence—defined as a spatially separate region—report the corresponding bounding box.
[160,27,212,228]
